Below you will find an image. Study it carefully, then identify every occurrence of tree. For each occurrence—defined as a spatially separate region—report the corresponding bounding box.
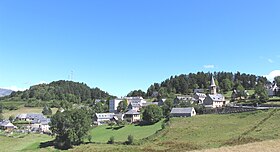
[87,134,92,143]
[142,104,163,124]
[254,83,269,103]
[117,100,128,113]
[0,103,3,113]
[161,99,173,117]
[274,76,280,85]
[50,109,91,149]
[9,115,15,122]
[42,105,52,115]
[107,136,115,144]
[221,78,233,92]
[0,114,4,121]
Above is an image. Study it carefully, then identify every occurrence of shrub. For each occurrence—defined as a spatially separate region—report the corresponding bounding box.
[126,135,134,145]
[107,136,115,144]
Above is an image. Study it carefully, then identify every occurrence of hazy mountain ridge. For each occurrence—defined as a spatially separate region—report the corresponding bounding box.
[0,88,13,97]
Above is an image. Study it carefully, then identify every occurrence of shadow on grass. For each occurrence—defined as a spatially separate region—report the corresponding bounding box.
[106,126,125,130]
[39,140,55,148]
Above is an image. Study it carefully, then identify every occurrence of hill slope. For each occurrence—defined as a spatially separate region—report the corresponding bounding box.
[70,109,280,152]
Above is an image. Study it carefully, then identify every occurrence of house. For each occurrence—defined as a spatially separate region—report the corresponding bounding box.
[193,93,207,104]
[170,107,196,117]
[203,76,228,108]
[125,96,147,106]
[174,95,196,105]
[16,113,51,133]
[124,109,141,123]
[231,89,250,100]
[109,97,146,113]
[0,120,16,131]
[94,113,115,125]
[127,102,141,111]
[109,98,123,113]
[31,118,51,133]
[267,82,279,97]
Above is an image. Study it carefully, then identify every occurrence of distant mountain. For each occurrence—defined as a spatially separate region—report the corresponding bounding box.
[0,88,13,97]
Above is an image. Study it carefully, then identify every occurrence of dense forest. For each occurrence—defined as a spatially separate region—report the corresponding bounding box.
[146,71,268,97]
[2,80,112,103]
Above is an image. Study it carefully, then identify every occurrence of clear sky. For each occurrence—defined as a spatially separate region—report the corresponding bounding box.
[1,0,280,97]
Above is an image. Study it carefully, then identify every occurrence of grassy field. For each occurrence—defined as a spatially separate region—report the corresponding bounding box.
[2,109,280,152]
[0,133,54,152]
[89,120,163,143]
[2,107,58,119]
[71,109,280,152]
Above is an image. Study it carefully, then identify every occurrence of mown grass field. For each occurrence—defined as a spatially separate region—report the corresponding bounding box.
[2,107,58,119]
[1,109,280,152]
[89,120,163,143]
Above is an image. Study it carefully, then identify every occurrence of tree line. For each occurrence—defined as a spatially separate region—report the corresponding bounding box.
[145,71,268,98]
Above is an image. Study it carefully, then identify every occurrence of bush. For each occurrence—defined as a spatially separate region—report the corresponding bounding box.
[87,134,92,143]
[107,136,115,144]
[126,135,134,145]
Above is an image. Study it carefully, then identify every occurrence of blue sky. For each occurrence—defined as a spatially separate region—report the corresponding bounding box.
[1,0,280,97]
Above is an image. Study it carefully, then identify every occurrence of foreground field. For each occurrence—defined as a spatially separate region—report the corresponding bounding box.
[1,109,280,152]
[71,109,280,152]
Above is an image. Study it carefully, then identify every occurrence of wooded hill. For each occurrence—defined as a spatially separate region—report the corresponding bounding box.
[2,80,112,103]
[145,71,268,97]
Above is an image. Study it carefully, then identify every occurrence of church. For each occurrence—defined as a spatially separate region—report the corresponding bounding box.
[203,76,228,108]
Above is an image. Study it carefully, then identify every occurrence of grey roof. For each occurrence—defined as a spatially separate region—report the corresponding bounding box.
[31,118,51,125]
[195,93,207,97]
[16,113,45,120]
[125,109,140,115]
[0,120,10,126]
[208,94,224,101]
[210,76,216,87]
[170,108,194,114]
[0,120,15,127]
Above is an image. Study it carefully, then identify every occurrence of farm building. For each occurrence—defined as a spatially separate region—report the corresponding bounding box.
[170,107,196,117]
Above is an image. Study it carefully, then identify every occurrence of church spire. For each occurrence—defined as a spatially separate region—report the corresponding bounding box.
[210,76,217,94]
[210,76,216,87]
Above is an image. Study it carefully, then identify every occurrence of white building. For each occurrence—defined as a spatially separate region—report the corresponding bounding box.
[109,98,123,113]
[94,113,115,125]
[126,97,147,111]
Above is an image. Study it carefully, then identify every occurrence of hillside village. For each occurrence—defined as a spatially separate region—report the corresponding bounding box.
[1,73,280,151]
[1,75,279,130]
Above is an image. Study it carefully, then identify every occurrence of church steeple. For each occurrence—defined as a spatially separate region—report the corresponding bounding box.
[210,76,217,95]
